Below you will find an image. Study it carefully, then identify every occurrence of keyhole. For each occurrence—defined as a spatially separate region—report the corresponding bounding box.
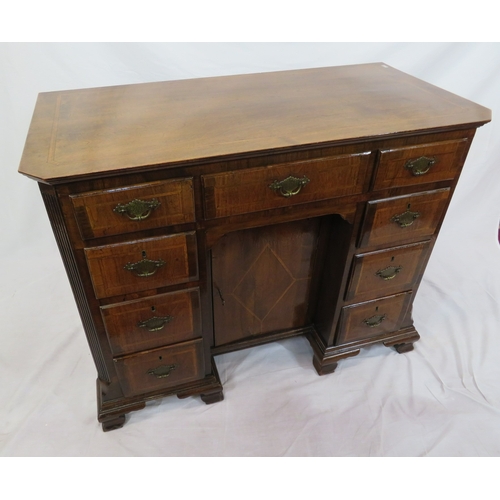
[407,203,411,210]
[142,250,147,258]
[151,306,156,312]
[159,356,163,361]
[375,306,379,312]
[391,256,395,262]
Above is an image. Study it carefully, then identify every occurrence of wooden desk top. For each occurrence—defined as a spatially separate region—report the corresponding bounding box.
[19,63,491,183]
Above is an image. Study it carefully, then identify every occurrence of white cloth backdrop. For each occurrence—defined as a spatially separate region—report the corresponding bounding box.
[2,43,500,457]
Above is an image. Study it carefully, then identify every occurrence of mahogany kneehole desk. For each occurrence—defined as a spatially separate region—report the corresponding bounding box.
[18,63,491,431]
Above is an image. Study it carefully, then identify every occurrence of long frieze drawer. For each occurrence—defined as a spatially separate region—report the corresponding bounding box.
[345,241,431,302]
[70,178,195,240]
[336,292,412,345]
[113,339,205,398]
[358,188,450,249]
[373,138,468,190]
[84,232,198,299]
[101,288,201,356]
[202,152,372,219]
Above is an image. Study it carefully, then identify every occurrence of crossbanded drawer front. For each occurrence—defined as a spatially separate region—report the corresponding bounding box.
[101,288,201,356]
[358,188,450,250]
[202,152,372,219]
[71,178,195,240]
[373,138,468,190]
[345,241,430,302]
[84,232,198,299]
[336,292,412,345]
[113,339,204,397]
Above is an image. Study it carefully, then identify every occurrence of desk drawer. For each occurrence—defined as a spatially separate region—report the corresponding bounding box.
[114,339,204,397]
[373,139,468,190]
[71,178,195,239]
[358,188,450,249]
[345,241,430,302]
[202,152,371,219]
[85,232,198,299]
[337,292,412,344]
[101,288,201,356]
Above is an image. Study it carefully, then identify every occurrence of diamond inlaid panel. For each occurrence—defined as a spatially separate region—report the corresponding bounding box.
[212,218,320,346]
[232,245,294,321]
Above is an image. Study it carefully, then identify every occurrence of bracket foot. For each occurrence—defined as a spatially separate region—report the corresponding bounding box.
[101,414,126,432]
[200,388,224,404]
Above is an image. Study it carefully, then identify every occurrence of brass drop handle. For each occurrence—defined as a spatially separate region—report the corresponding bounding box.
[269,175,310,197]
[405,156,436,176]
[391,209,420,228]
[114,198,160,221]
[376,265,403,281]
[138,315,173,332]
[124,251,165,277]
[363,314,386,328]
[147,364,176,379]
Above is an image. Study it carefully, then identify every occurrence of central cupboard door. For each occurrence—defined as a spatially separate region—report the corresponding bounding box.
[211,218,322,346]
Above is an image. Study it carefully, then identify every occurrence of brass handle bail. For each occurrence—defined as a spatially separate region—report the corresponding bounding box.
[114,198,160,221]
[138,315,173,332]
[405,156,436,176]
[147,364,176,379]
[124,251,165,277]
[363,314,386,328]
[376,265,403,281]
[269,175,310,197]
[391,209,420,228]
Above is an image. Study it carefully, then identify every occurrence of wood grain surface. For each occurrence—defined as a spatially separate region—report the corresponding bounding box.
[18,63,491,183]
